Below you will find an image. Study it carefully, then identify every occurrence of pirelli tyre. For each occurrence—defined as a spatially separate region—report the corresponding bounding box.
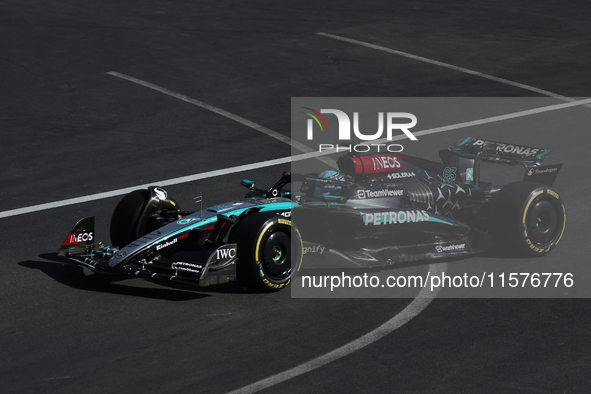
[110,188,181,248]
[489,181,566,256]
[230,212,303,292]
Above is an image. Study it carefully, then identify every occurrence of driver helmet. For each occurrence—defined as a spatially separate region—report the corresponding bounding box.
[315,170,346,196]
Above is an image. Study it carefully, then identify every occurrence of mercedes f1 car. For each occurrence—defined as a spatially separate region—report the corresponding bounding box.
[58,137,566,292]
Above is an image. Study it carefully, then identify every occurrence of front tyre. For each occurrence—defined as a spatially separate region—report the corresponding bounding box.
[489,182,566,256]
[230,212,303,292]
[110,187,181,248]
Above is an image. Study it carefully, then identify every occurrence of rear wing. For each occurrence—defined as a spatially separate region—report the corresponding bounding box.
[446,137,550,163]
[439,137,562,186]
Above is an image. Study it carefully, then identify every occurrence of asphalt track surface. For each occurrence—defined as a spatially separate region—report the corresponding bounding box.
[1,1,591,393]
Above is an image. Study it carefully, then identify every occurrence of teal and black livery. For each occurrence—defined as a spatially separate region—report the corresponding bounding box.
[58,137,566,293]
[59,173,299,292]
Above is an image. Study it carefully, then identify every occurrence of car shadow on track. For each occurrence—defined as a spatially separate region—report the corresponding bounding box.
[18,253,247,300]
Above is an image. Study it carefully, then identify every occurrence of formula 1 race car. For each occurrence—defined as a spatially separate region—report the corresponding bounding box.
[59,184,299,292]
[293,137,566,269]
[58,137,566,292]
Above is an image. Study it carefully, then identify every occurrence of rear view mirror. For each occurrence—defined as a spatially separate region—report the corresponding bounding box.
[241,179,255,189]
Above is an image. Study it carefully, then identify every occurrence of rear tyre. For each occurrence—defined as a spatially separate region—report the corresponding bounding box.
[229,212,303,292]
[489,182,566,256]
[110,189,181,248]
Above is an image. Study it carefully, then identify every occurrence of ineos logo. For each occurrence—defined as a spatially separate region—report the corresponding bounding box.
[65,231,94,245]
[372,155,400,170]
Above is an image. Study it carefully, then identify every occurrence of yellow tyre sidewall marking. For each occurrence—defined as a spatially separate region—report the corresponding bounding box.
[522,189,566,252]
[255,221,276,265]
[555,204,566,245]
[522,190,544,226]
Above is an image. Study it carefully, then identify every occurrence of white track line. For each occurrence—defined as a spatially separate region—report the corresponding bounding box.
[226,263,446,394]
[7,63,585,394]
[113,38,585,394]
[108,72,315,154]
[2,97,590,219]
[317,32,575,101]
[0,156,287,219]
[108,72,337,168]
[107,71,298,147]
[313,96,591,149]
[406,97,591,139]
[223,98,591,394]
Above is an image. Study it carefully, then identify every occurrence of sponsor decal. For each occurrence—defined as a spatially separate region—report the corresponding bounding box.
[528,167,559,176]
[115,250,128,259]
[171,261,203,274]
[472,139,540,156]
[362,210,430,225]
[63,231,94,245]
[210,204,233,212]
[281,211,292,218]
[547,189,560,199]
[386,171,415,180]
[156,238,178,251]
[442,167,457,183]
[435,244,466,253]
[303,245,325,254]
[466,168,474,181]
[278,219,291,225]
[526,238,550,253]
[357,189,404,199]
[345,154,407,175]
[252,198,281,204]
[215,247,236,260]
[371,155,401,171]
[177,218,200,225]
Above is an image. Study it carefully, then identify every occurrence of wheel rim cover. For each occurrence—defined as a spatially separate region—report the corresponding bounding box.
[262,231,291,279]
[527,199,558,246]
